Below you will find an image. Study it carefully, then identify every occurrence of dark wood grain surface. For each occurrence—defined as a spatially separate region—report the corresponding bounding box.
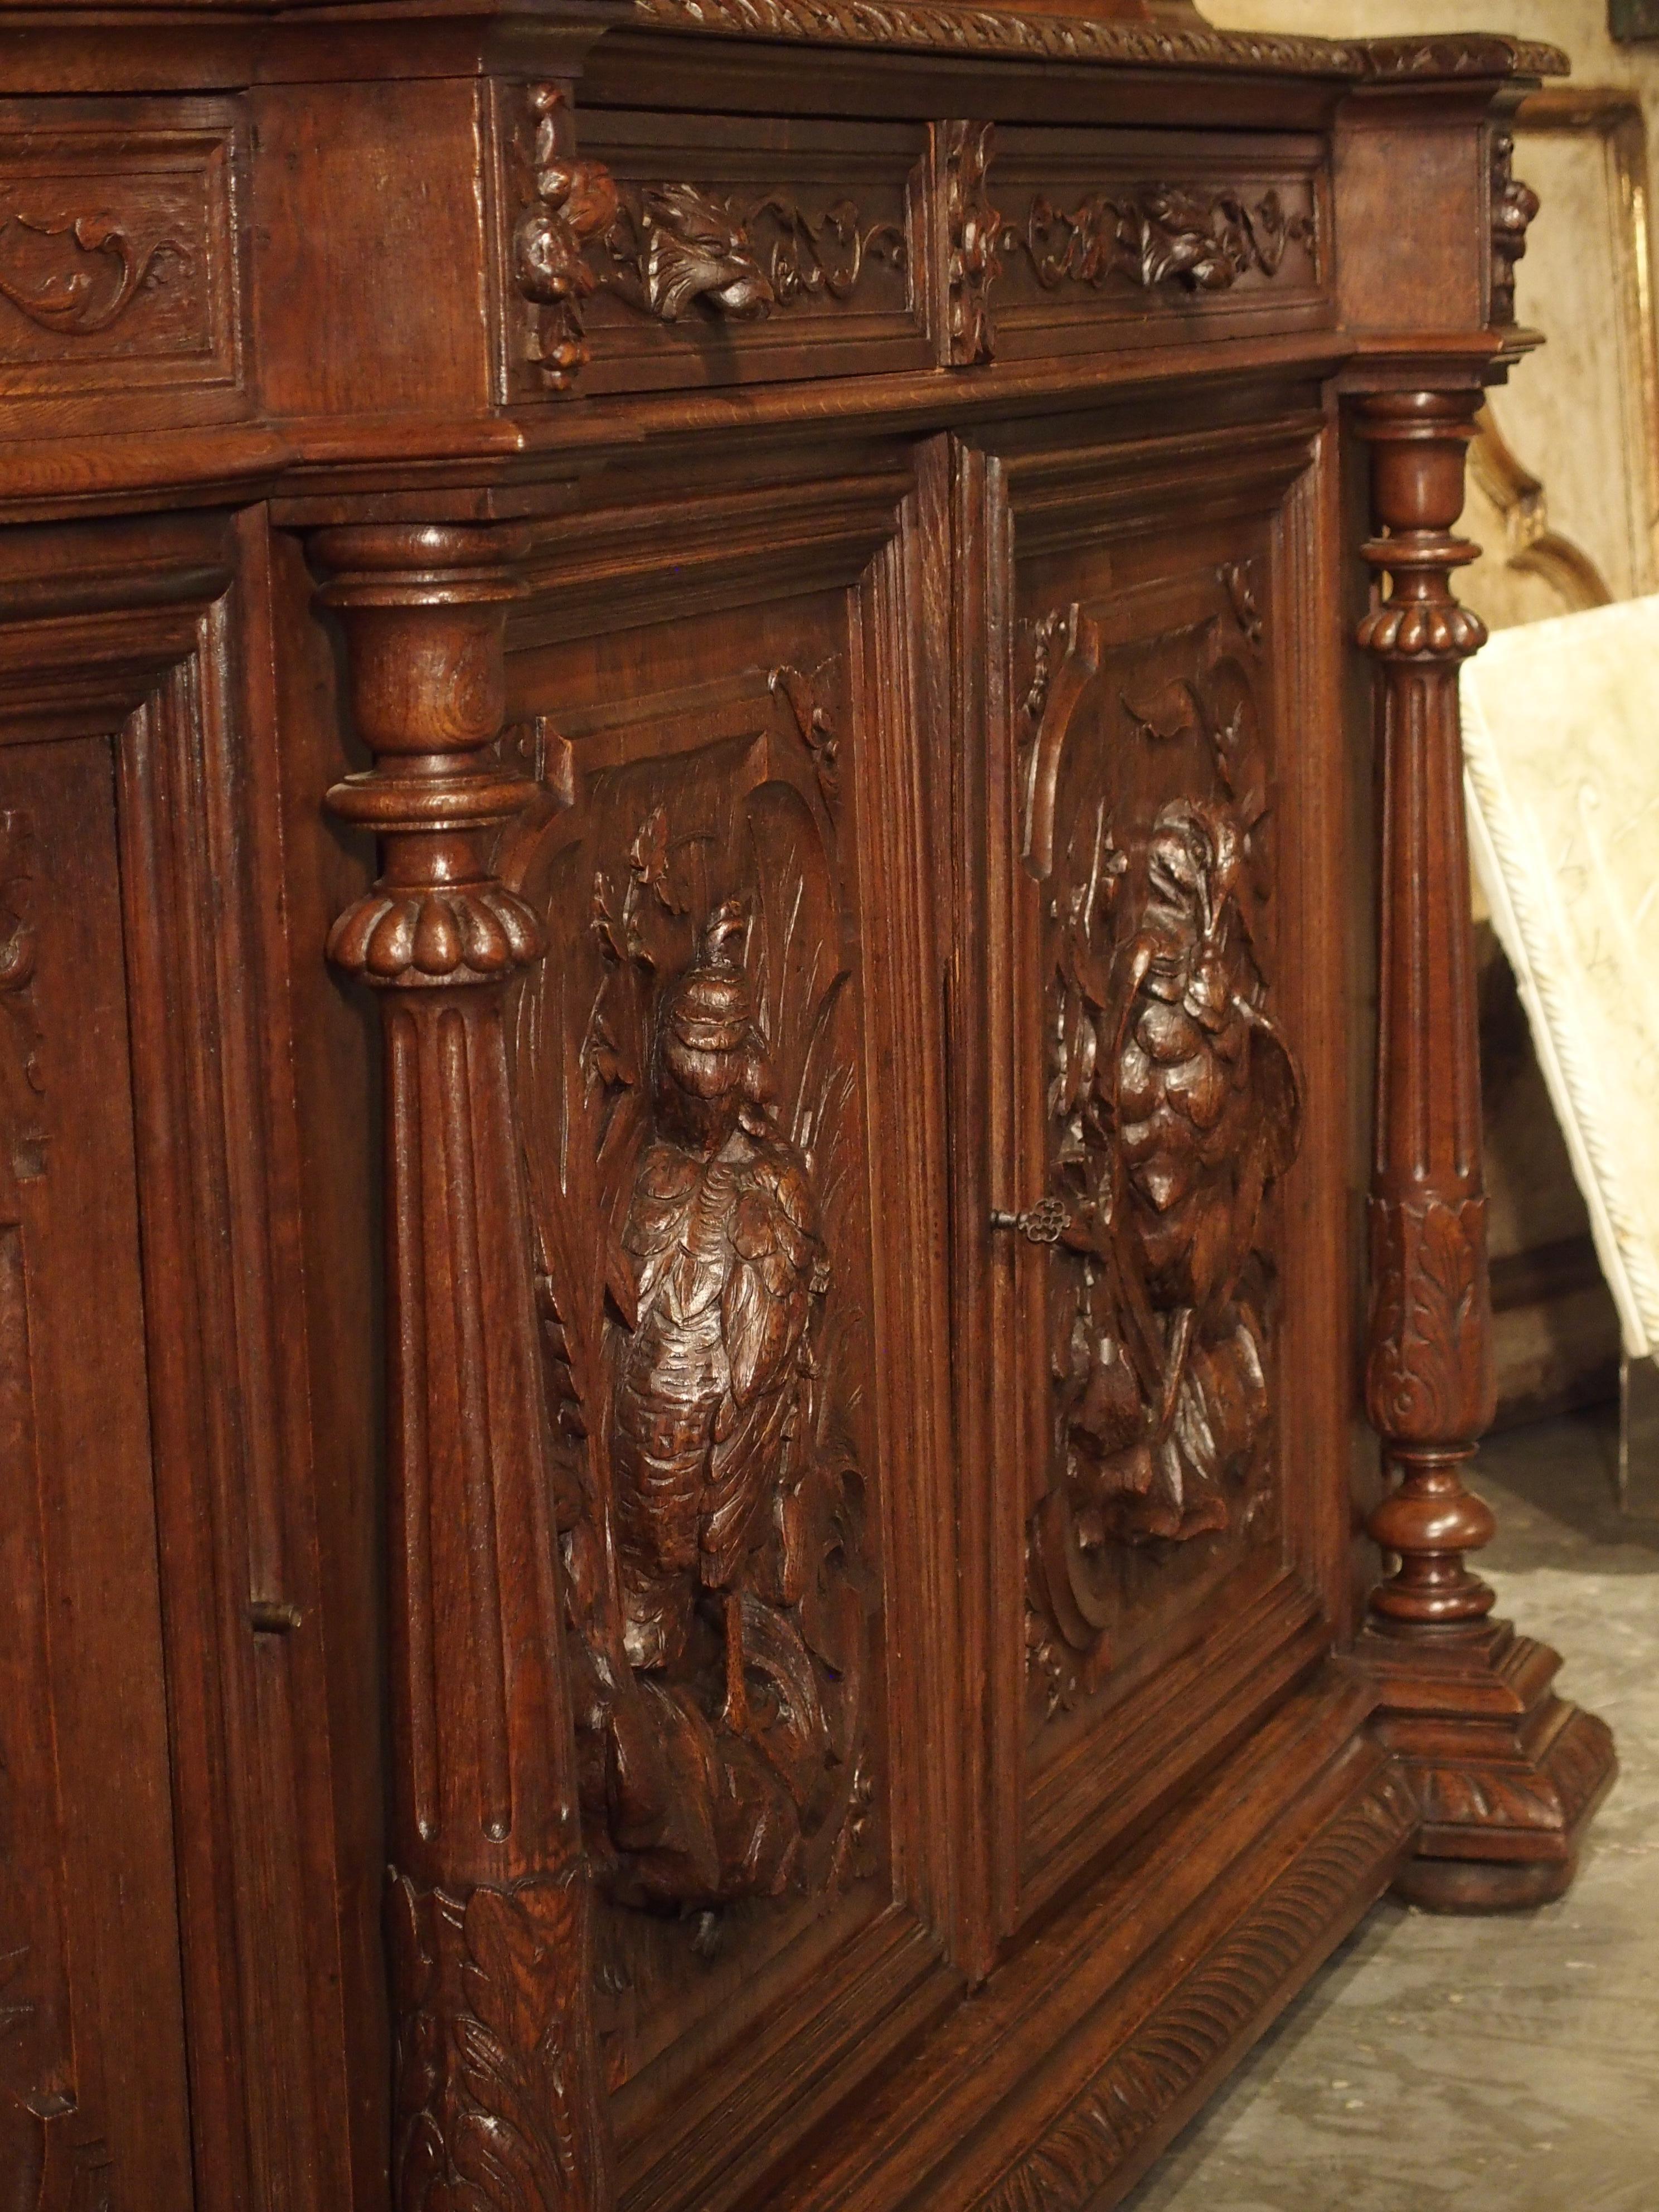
[0,8,1609,2211]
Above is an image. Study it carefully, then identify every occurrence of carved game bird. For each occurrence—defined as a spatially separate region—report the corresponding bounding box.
[1056,792,1302,1546]
[611,898,825,1678]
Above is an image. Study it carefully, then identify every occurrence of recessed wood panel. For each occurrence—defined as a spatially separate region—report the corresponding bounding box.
[0,743,195,2209]
[985,125,1331,362]
[0,103,240,404]
[497,96,930,400]
[499,529,957,2211]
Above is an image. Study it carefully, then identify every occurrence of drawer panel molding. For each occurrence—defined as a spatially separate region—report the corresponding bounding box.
[0,114,240,404]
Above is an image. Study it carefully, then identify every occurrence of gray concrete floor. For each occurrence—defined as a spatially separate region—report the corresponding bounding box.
[1124,1407,1659,2212]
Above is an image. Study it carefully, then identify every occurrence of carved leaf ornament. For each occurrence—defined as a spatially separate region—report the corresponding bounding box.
[389,1868,598,2212]
[0,211,190,336]
[1006,184,1315,297]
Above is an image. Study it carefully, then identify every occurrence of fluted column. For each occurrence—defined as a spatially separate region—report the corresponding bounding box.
[1354,394,1616,1910]
[319,525,611,2210]
[1358,390,1498,1628]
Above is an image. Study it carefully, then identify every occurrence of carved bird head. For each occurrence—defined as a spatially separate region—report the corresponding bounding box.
[653,898,774,1153]
[1139,799,1250,1030]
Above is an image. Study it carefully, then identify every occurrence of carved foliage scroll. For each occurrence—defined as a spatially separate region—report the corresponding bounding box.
[1003,185,1316,298]
[0,126,235,389]
[593,187,905,326]
[508,668,876,1965]
[1017,569,1302,1715]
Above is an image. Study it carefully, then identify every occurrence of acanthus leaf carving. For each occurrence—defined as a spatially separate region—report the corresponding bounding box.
[1003,184,1315,298]
[594,186,906,326]
[1365,1194,1493,1445]
[943,121,1000,366]
[1021,590,1302,1702]
[0,210,190,338]
[389,1865,603,2212]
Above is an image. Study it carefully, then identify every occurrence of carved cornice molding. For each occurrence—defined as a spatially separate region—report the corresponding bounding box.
[627,1,1565,82]
[1363,35,1568,82]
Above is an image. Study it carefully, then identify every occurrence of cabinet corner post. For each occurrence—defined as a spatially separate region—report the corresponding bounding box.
[317,522,613,2211]
[1352,390,1616,1911]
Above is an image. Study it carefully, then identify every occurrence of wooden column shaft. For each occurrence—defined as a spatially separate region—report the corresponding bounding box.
[319,524,611,2212]
[1357,391,1498,1631]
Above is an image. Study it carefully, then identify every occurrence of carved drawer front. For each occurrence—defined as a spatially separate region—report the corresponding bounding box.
[969,416,1346,1933]
[0,103,241,410]
[497,516,953,2209]
[977,125,1330,364]
[499,96,929,397]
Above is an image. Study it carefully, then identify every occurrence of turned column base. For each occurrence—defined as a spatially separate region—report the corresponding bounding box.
[1359,1622,1617,1912]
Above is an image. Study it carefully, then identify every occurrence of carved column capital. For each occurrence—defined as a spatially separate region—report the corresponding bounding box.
[319,521,613,2210]
[319,527,544,990]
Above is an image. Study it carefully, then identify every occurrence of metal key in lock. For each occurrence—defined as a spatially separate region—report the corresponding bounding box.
[989,1195,1071,1245]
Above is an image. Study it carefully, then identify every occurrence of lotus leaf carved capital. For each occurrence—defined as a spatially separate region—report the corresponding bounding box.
[328,883,544,987]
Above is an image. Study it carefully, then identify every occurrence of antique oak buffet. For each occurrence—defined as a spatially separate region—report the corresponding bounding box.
[0,2,1616,2208]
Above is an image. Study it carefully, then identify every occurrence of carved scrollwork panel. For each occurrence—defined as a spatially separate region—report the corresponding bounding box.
[504,94,924,397]
[502,665,882,2078]
[1002,184,1316,299]
[976,140,1325,364]
[593,186,906,326]
[0,121,237,397]
[1013,562,1303,1722]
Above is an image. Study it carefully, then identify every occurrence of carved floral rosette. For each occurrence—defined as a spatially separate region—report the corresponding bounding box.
[501,673,877,1980]
[1017,571,1302,1720]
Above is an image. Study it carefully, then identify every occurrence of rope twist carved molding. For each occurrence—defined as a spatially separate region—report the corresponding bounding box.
[972,1774,1417,2212]
[627,1,1565,83]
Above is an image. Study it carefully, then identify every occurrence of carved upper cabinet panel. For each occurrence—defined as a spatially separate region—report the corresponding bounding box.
[496,93,929,397]
[973,125,1330,364]
[1017,569,1301,1724]
[0,106,242,410]
[495,541,955,2206]
[967,420,1345,1929]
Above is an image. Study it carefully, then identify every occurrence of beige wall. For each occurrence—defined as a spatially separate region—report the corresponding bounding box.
[1209,0,1659,630]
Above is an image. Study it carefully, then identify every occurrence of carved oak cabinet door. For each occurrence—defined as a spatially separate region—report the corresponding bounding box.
[494,483,955,2211]
[0,736,194,2205]
[953,397,1350,1938]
